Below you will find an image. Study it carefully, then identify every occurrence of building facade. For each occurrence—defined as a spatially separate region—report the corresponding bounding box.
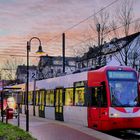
[77,32,140,70]
[16,65,37,83]
[37,55,77,79]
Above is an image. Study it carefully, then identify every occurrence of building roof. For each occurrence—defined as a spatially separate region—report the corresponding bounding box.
[38,55,78,68]
[79,32,140,61]
[16,65,37,75]
[39,55,77,61]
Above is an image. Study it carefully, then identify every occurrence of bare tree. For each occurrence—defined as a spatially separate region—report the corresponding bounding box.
[128,35,140,69]
[118,0,133,65]
[110,0,140,67]
[134,20,140,32]
[1,57,25,80]
[73,0,139,69]
[110,19,120,38]
[81,10,110,66]
[118,0,134,36]
[94,10,110,46]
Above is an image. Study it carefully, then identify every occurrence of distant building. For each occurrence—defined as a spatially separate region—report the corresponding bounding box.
[106,32,140,70]
[77,32,140,70]
[37,55,77,79]
[16,65,37,83]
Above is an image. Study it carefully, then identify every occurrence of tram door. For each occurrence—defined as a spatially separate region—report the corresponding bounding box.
[39,90,45,118]
[55,88,64,121]
[88,85,107,129]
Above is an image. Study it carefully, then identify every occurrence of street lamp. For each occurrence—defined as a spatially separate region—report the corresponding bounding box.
[26,37,45,132]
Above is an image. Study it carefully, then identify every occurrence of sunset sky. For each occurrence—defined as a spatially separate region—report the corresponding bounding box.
[0,0,139,66]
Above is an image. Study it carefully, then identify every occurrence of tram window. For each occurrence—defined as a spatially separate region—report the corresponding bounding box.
[59,89,63,107]
[56,90,59,106]
[46,90,54,106]
[46,90,50,106]
[20,92,24,104]
[28,91,33,105]
[23,92,25,104]
[65,88,73,106]
[38,91,42,105]
[36,91,39,105]
[91,87,107,107]
[101,86,107,107]
[75,87,85,106]
[40,90,45,105]
[18,91,23,104]
[23,92,26,104]
[91,87,98,106]
[50,90,54,106]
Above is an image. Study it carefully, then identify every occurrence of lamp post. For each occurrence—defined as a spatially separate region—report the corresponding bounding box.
[1,80,4,122]
[26,37,44,132]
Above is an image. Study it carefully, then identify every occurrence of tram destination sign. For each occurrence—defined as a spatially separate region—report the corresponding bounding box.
[74,81,86,87]
[108,71,136,80]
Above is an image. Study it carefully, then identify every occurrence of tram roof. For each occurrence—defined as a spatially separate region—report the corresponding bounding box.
[10,65,136,91]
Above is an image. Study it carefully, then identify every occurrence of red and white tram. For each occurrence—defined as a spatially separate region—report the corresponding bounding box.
[13,66,140,131]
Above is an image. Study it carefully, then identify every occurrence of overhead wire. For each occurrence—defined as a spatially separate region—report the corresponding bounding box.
[0,0,131,57]
[0,53,41,58]
[2,18,139,57]
[45,0,120,43]
[68,17,140,49]
[1,18,139,58]
[0,0,120,56]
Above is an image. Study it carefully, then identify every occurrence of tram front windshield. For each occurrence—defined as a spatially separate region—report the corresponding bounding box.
[108,71,139,107]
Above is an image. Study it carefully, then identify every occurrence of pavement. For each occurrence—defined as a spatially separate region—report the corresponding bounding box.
[7,114,121,140]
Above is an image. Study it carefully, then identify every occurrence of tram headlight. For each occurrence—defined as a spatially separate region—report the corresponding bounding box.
[111,113,119,117]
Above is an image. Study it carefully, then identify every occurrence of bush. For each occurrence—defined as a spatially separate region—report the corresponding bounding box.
[0,122,36,140]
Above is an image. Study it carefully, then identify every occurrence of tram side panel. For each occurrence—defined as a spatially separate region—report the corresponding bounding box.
[29,105,33,116]
[63,106,88,126]
[20,71,89,122]
[45,107,55,120]
[87,71,109,131]
[63,83,88,126]
[36,71,88,121]
[28,91,33,116]
[35,106,39,117]
[45,89,55,120]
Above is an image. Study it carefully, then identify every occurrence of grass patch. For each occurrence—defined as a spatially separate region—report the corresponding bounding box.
[0,122,36,140]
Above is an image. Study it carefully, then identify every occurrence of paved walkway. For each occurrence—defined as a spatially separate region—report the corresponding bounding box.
[8,114,121,140]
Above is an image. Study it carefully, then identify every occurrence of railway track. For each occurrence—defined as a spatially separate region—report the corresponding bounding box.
[106,130,140,140]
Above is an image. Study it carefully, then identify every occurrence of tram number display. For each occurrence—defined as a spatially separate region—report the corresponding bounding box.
[74,81,86,87]
[108,71,136,80]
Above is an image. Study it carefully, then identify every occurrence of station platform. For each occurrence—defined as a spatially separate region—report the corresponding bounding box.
[9,114,121,140]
